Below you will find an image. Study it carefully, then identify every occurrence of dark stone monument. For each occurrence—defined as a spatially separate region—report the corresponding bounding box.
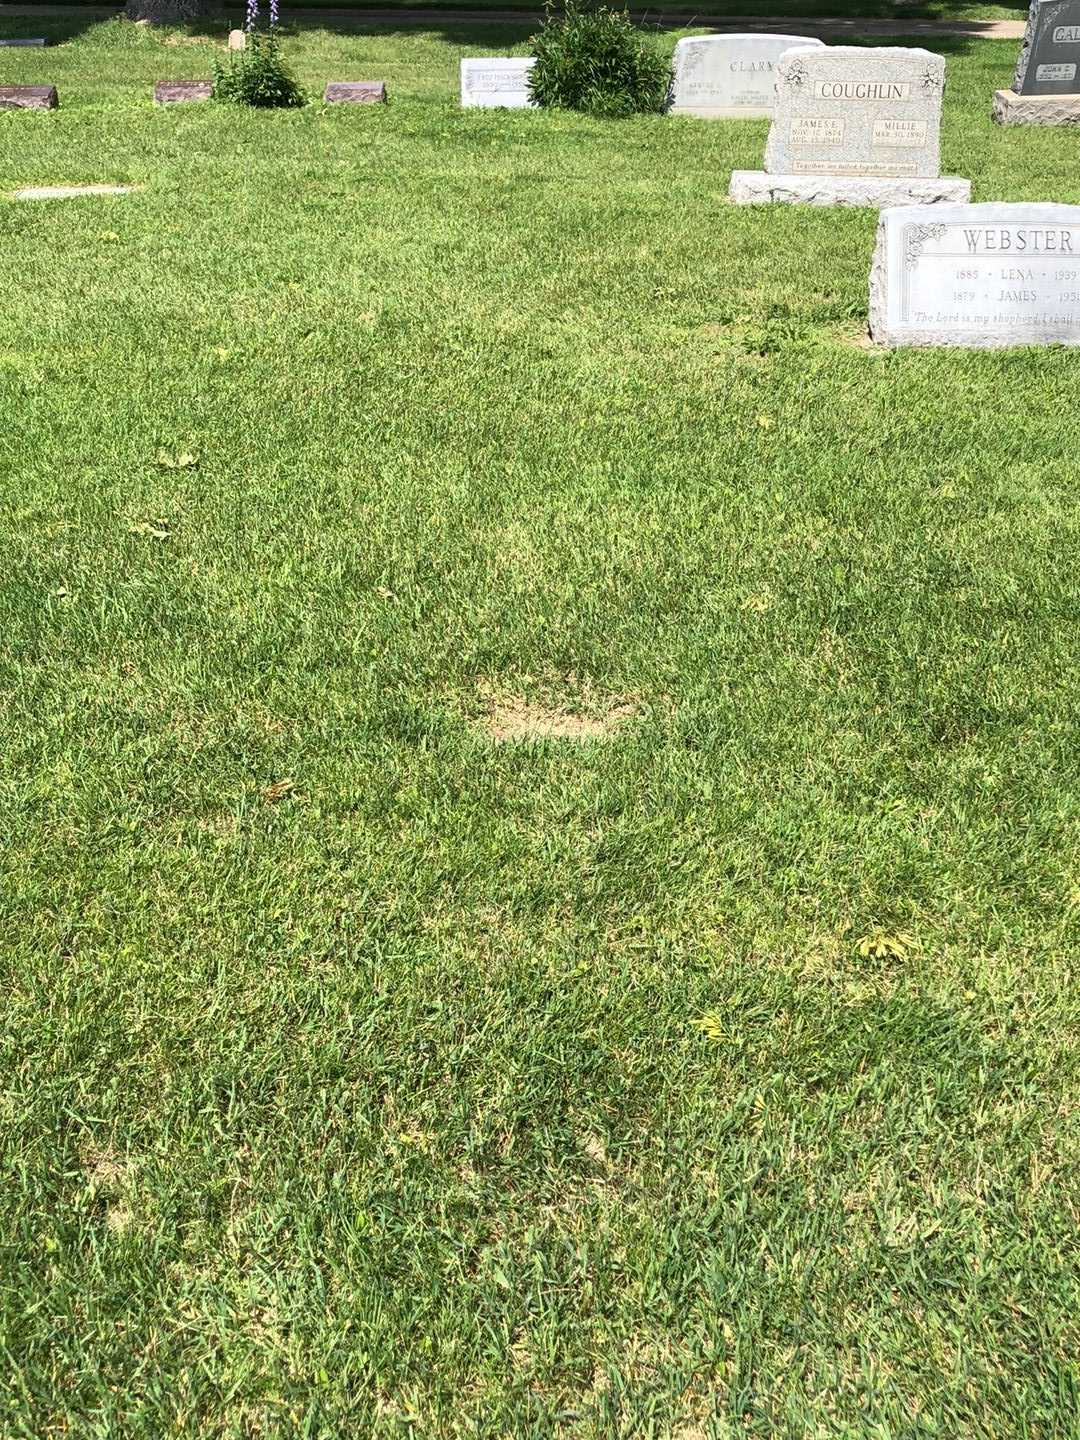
[323,81,387,104]
[993,0,1080,123]
[0,85,58,110]
[154,80,213,104]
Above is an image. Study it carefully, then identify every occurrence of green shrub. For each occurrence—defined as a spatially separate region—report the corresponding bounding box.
[212,31,305,109]
[528,0,671,117]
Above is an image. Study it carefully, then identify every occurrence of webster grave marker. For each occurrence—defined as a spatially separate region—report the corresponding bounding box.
[668,33,824,119]
[870,202,1080,346]
[460,58,536,109]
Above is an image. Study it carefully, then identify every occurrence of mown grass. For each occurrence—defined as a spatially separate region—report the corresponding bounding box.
[2,17,1080,1439]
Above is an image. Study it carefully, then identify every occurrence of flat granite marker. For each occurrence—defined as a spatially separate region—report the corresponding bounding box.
[669,33,824,119]
[324,81,387,104]
[154,80,212,103]
[730,45,970,207]
[460,57,536,109]
[15,184,135,199]
[0,38,47,46]
[0,85,58,110]
[869,202,1080,347]
[993,0,1080,124]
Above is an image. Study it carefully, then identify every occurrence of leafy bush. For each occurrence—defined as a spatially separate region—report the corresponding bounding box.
[213,31,305,109]
[528,0,670,117]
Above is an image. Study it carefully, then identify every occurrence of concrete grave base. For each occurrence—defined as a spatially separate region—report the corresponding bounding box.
[729,170,972,208]
[0,85,58,110]
[992,88,1080,124]
[324,81,387,104]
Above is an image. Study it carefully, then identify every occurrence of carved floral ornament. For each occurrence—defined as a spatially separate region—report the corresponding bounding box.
[903,223,946,269]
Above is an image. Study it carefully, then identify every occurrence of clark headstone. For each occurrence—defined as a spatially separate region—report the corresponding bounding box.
[730,45,971,207]
[668,32,824,119]
[992,0,1080,124]
[869,202,1080,347]
[460,57,536,109]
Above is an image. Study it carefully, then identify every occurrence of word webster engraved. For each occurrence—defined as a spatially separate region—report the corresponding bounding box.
[870,202,1080,347]
[668,33,823,119]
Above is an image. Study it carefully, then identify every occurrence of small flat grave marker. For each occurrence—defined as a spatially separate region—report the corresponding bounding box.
[460,57,536,109]
[668,33,824,119]
[0,84,58,110]
[154,81,212,104]
[870,201,1080,347]
[993,0,1080,124]
[324,81,387,104]
[0,38,47,47]
[14,184,135,200]
[730,45,970,207]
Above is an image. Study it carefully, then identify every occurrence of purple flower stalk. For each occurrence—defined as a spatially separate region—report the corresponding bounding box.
[244,0,258,30]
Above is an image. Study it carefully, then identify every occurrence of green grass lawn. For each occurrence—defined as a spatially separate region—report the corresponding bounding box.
[2,18,1080,1438]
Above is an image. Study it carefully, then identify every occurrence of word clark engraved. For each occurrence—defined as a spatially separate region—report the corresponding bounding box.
[870,202,1080,347]
[668,33,824,119]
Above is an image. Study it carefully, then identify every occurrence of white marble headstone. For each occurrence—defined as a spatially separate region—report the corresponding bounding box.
[870,202,1080,347]
[668,33,824,119]
[765,45,945,179]
[460,57,536,109]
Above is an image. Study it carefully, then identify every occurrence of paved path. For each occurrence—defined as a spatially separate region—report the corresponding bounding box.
[0,3,1027,33]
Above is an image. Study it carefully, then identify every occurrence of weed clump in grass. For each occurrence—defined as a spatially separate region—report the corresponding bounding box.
[213,30,304,108]
[528,0,670,117]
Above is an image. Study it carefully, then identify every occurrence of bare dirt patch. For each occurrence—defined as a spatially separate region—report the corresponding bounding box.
[475,678,638,744]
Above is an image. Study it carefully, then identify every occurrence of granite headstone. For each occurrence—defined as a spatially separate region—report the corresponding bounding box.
[1015,0,1080,94]
[764,45,945,178]
[154,80,212,103]
[324,81,387,104]
[668,32,824,119]
[0,84,58,109]
[869,202,1080,347]
[730,44,971,206]
[460,57,536,108]
[992,0,1080,124]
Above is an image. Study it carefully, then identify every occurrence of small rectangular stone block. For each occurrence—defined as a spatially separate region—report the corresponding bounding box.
[0,38,47,46]
[460,57,536,109]
[154,80,212,104]
[869,201,1080,347]
[992,87,1080,123]
[765,46,946,180]
[729,169,971,207]
[669,33,824,119]
[0,84,58,110]
[324,81,386,105]
[1015,0,1080,94]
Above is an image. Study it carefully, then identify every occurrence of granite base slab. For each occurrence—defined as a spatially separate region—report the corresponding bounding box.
[729,170,972,208]
[992,88,1080,124]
